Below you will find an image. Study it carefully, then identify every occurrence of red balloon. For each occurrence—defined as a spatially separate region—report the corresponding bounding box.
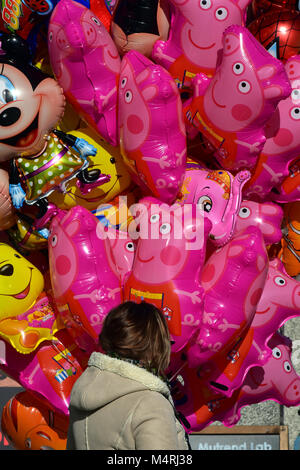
[248,9,300,62]
[251,0,299,18]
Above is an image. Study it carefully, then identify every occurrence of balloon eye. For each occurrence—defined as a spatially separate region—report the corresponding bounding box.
[290,107,300,120]
[0,264,14,276]
[233,62,244,75]
[200,0,211,9]
[238,207,251,218]
[160,223,171,234]
[121,77,127,88]
[125,90,133,103]
[126,242,135,252]
[51,235,58,247]
[91,16,101,25]
[274,276,286,286]
[283,361,292,373]
[0,75,17,105]
[215,7,228,20]
[272,347,281,359]
[197,195,212,213]
[150,214,160,223]
[238,80,251,94]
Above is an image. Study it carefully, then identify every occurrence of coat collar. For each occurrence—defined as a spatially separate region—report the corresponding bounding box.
[88,352,171,400]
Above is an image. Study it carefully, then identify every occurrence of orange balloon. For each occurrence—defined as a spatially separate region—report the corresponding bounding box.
[1,391,68,450]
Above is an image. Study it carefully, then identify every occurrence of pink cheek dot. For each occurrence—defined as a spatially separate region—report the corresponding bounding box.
[126,114,144,135]
[160,245,181,266]
[201,263,215,283]
[250,287,263,306]
[231,104,252,121]
[273,128,294,147]
[55,255,71,276]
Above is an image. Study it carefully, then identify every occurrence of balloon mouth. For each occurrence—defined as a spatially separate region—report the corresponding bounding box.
[0,113,39,148]
[11,268,33,300]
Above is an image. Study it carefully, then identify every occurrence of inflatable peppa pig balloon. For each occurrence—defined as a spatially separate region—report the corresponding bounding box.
[0,328,89,416]
[189,256,300,398]
[48,205,133,351]
[151,0,251,89]
[118,50,187,204]
[169,332,300,431]
[183,25,292,171]
[48,0,121,146]
[178,163,250,246]
[244,55,300,201]
[236,200,284,245]
[187,225,269,370]
[124,197,212,352]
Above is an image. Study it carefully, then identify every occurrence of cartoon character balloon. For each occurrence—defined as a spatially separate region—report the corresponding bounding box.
[0,243,64,354]
[48,0,121,146]
[1,390,68,450]
[118,50,187,204]
[111,0,171,57]
[169,332,300,431]
[188,225,268,372]
[0,33,108,226]
[244,55,300,201]
[183,25,292,171]
[178,163,250,246]
[0,328,88,416]
[48,205,133,351]
[124,197,212,352]
[49,127,132,211]
[236,200,283,245]
[151,0,251,89]
[248,9,300,62]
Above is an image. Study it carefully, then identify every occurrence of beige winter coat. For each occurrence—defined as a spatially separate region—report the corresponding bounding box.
[66,352,189,450]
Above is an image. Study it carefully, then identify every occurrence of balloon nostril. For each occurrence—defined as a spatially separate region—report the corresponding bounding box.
[0,107,21,127]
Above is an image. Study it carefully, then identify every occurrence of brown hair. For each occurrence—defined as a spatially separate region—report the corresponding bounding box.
[99,301,171,376]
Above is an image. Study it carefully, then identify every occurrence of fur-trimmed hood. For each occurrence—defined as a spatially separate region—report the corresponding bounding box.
[69,352,173,412]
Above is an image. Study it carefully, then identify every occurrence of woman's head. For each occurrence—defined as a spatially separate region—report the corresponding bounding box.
[99,301,171,376]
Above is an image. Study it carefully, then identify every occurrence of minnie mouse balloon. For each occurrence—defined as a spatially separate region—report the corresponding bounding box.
[48,0,120,146]
[183,25,292,171]
[118,50,187,204]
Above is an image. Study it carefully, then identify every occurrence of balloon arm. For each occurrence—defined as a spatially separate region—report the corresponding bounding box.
[52,129,97,160]
[9,183,26,209]
[9,159,20,185]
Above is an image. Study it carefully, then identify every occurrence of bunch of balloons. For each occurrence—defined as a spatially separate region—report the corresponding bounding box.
[0,0,299,450]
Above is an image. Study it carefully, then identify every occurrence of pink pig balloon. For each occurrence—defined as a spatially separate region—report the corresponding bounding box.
[168,332,300,431]
[48,0,120,146]
[244,56,300,201]
[236,200,284,245]
[48,206,123,352]
[0,328,89,416]
[123,196,212,352]
[183,25,292,171]
[179,163,250,246]
[151,0,251,89]
[118,50,187,204]
[188,225,268,372]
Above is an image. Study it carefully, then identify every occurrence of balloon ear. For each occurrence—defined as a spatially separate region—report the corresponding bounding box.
[0,32,32,64]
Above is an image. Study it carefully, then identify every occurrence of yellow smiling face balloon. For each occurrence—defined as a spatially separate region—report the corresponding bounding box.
[49,128,132,211]
[0,244,44,319]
